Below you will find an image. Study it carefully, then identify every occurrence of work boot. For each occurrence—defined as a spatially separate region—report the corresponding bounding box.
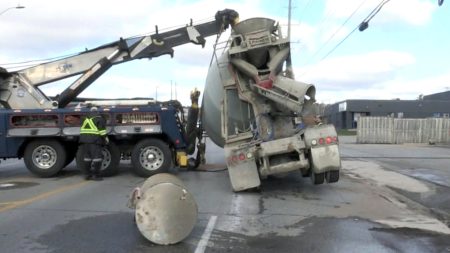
[84,174,93,180]
[92,161,103,181]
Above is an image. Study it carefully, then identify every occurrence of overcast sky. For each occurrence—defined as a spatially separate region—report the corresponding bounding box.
[0,0,448,105]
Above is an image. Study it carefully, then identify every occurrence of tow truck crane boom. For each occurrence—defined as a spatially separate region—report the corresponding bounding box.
[0,9,238,109]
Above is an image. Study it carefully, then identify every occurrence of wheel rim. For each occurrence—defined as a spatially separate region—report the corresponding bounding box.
[101,148,112,170]
[32,145,57,169]
[139,146,164,171]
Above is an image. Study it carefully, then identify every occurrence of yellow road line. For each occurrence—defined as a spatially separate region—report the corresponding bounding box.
[0,180,90,213]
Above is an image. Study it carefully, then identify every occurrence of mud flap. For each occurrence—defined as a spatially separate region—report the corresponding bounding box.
[227,160,261,192]
[310,144,341,174]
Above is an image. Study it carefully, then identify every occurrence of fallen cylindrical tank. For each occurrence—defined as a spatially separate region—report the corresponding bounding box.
[128,173,198,245]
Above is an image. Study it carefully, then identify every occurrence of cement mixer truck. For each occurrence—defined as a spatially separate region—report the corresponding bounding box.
[201,17,341,191]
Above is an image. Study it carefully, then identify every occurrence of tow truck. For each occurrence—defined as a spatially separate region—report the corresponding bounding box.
[0,9,238,177]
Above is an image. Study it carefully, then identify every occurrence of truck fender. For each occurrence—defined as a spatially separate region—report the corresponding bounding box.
[303,124,341,174]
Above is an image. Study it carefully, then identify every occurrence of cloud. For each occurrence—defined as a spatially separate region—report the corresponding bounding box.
[297,50,416,91]
[1,0,162,57]
[0,0,267,65]
[316,70,450,104]
[308,59,450,104]
[373,0,436,26]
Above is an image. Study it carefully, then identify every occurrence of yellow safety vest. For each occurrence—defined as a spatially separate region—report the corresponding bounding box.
[80,117,107,136]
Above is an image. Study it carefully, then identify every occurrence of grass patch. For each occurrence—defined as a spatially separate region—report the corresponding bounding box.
[337,129,357,136]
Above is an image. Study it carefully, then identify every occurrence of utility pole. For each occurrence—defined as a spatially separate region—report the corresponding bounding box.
[286,0,294,78]
[175,82,177,100]
[288,0,291,40]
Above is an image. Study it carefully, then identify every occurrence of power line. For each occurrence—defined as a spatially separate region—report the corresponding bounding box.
[359,0,391,31]
[0,15,217,69]
[318,25,360,62]
[321,0,391,61]
[0,52,80,66]
[300,0,392,77]
[304,0,369,65]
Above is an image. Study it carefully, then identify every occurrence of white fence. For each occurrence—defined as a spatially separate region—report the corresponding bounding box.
[357,117,450,144]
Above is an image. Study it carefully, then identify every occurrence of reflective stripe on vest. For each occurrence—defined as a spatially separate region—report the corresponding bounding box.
[80,117,106,136]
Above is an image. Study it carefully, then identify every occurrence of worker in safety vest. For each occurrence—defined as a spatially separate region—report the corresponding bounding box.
[79,106,108,180]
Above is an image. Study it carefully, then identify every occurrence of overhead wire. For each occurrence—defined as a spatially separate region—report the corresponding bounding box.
[302,0,370,65]
[290,3,339,53]
[0,52,80,66]
[0,15,216,70]
[299,0,392,77]
[320,0,391,62]
[359,0,391,31]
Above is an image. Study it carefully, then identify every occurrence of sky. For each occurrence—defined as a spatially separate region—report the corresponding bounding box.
[0,0,449,106]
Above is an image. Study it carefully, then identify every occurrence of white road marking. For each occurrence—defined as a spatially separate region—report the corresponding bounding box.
[195,215,218,253]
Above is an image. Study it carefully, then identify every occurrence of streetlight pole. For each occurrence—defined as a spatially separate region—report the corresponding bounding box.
[0,5,25,16]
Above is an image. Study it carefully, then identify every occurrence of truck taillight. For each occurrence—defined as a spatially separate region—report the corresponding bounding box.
[228,152,253,163]
[313,136,338,146]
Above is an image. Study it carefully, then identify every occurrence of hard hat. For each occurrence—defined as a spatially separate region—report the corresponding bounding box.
[90,106,98,112]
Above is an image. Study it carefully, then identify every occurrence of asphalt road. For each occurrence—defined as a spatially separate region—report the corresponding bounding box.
[1,137,449,253]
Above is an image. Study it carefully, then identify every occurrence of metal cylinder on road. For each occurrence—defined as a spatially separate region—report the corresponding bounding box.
[131,173,198,245]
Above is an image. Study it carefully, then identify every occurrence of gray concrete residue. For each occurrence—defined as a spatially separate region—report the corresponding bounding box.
[212,217,450,253]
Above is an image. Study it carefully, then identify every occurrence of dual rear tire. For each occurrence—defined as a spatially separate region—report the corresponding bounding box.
[311,170,339,185]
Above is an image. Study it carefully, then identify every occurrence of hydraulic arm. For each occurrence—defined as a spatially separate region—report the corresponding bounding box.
[0,9,238,109]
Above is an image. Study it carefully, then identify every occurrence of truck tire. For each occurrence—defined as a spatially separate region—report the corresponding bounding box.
[76,142,120,177]
[311,172,325,185]
[326,170,339,183]
[131,139,172,177]
[308,150,325,185]
[24,139,67,178]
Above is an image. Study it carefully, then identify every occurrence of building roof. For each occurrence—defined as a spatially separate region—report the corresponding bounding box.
[423,90,450,101]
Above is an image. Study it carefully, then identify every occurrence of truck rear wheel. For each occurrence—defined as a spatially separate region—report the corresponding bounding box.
[131,139,171,177]
[24,139,67,177]
[311,172,325,185]
[326,170,339,183]
[76,142,120,177]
